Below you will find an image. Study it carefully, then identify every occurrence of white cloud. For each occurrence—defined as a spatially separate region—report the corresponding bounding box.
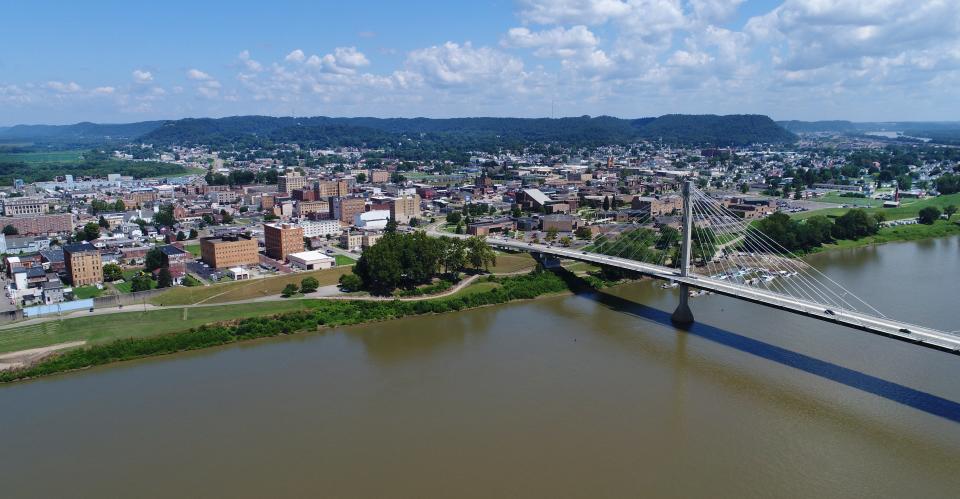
[284,49,305,63]
[238,50,263,72]
[187,69,215,81]
[132,69,153,83]
[44,81,82,93]
[517,0,631,25]
[504,25,599,57]
[403,42,527,88]
[92,86,116,95]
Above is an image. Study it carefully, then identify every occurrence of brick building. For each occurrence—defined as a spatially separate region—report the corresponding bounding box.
[0,213,73,235]
[63,242,103,286]
[264,223,304,261]
[389,194,421,224]
[330,196,366,224]
[200,234,259,269]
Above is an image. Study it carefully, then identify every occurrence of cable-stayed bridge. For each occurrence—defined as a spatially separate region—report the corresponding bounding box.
[480,182,960,355]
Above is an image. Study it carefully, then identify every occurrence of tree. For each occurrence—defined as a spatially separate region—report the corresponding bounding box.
[466,236,496,271]
[896,174,913,191]
[338,273,363,292]
[220,209,234,224]
[154,204,176,227]
[559,236,572,247]
[602,196,610,211]
[157,267,173,288]
[943,205,957,220]
[281,283,299,297]
[918,206,941,225]
[176,231,186,241]
[575,226,593,240]
[144,247,165,272]
[2,225,18,236]
[446,212,462,224]
[739,183,749,194]
[300,276,319,293]
[189,228,198,239]
[98,216,110,229]
[102,263,123,282]
[385,217,398,234]
[546,227,558,241]
[355,172,367,183]
[114,200,126,212]
[82,222,101,241]
[441,237,467,274]
[130,273,153,292]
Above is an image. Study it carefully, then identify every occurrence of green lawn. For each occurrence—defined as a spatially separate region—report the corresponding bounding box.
[150,266,353,306]
[184,243,201,257]
[334,254,356,266]
[114,269,156,293]
[71,286,103,299]
[816,220,960,252]
[451,281,501,297]
[0,150,85,163]
[0,301,314,354]
[816,194,884,207]
[793,193,960,221]
[489,251,537,274]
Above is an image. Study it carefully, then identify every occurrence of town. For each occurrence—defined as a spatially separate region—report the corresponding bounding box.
[1,129,958,321]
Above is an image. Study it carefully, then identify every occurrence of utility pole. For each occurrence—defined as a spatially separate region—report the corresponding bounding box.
[672,180,694,326]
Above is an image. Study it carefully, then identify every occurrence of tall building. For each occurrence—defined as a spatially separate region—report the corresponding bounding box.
[63,242,103,286]
[389,194,421,224]
[200,234,259,269]
[264,223,304,261]
[278,171,307,194]
[369,170,390,183]
[2,197,49,216]
[317,179,350,198]
[330,196,366,223]
[0,213,73,235]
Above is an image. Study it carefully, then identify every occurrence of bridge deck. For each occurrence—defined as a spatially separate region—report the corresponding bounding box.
[487,237,960,355]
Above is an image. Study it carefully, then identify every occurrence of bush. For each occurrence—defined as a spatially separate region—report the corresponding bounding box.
[281,283,299,297]
[918,206,941,225]
[300,277,320,293]
[339,273,363,292]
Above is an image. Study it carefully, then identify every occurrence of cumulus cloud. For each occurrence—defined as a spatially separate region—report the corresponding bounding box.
[403,42,527,88]
[238,50,263,72]
[187,68,214,81]
[285,49,306,63]
[92,86,116,95]
[132,69,153,83]
[45,81,82,93]
[503,25,599,57]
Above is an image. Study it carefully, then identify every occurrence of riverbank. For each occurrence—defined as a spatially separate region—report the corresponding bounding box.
[0,270,571,383]
[809,219,960,254]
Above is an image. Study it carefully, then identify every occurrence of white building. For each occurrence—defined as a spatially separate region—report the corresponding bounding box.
[354,209,391,230]
[287,250,335,271]
[298,220,342,238]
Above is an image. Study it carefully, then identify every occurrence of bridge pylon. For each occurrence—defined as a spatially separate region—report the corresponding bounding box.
[671,180,695,327]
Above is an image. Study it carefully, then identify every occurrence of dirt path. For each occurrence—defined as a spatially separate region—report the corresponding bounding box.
[0,341,86,371]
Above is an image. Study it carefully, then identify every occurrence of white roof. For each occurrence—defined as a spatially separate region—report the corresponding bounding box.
[287,250,334,262]
[522,188,550,205]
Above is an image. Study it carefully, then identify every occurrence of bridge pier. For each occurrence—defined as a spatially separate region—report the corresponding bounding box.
[671,284,694,326]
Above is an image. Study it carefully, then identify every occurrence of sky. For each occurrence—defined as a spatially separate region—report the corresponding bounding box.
[1,0,959,125]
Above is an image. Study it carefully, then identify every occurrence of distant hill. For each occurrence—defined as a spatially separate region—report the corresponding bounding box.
[0,120,165,146]
[139,114,796,149]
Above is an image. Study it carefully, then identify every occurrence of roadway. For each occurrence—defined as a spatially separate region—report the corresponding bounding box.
[480,235,960,355]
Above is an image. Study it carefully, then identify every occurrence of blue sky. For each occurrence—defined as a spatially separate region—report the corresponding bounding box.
[1,0,958,125]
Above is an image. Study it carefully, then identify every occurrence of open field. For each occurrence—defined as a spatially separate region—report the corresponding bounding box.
[334,254,355,265]
[0,150,85,163]
[817,220,960,252]
[71,286,103,299]
[793,193,960,221]
[490,251,537,274]
[114,269,155,293]
[184,243,201,257]
[0,300,313,354]
[816,194,884,207]
[149,266,353,306]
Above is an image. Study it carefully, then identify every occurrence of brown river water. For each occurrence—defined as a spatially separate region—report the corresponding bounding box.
[1,237,959,498]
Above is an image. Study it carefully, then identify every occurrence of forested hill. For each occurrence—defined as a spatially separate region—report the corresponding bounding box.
[138,114,795,149]
[0,120,165,146]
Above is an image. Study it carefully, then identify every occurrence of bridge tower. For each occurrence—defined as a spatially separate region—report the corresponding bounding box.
[671,180,695,326]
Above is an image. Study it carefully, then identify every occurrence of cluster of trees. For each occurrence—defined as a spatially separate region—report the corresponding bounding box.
[281,277,320,297]
[89,199,125,214]
[754,210,883,252]
[0,148,187,185]
[346,232,496,295]
[936,174,960,194]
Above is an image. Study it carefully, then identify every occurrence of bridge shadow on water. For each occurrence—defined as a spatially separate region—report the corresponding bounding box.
[583,287,960,424]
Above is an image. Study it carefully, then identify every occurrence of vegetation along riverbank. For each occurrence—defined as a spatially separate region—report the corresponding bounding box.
[0,269,571,383]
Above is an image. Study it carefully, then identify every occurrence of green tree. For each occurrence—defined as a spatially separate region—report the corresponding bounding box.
[144,247,165,272]
[546,227,558,241]
[176,231,186,241]
[157,267,173,288]
[559,236,572,247]
[739,183,749,194]
[98,216,110,229]
[355,172,367,183]
[575,226,593,240]
[943,204,957,220]
[441,237,467,274]
[2,225,18,236]
[602,196,610,211]
[466,236,496,271]
[300,276,319,293]
[189,228,198,239]
[82,222,101,241]
[918,206,941,225]
[130,273,153,292]
[154,204,176,227]
[220,209,234,224]
[102,263,123,282]
[281,283,299,297]
[446,212,462,224]
[114,199,126,212]
[338,273,363,292]
[385,217,398,234]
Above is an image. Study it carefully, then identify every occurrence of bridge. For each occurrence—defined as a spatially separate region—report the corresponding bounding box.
[478,181,960,355]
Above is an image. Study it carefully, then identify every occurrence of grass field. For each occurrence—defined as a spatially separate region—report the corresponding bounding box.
[71,286,103,299]
[0,150,85,163]
[816,194,884,207]
[816,220,960,252]
[149,266,353,306]
[490,251,537,274]
[334,254,355,266]
[452,281,501,297]
[113,269,156,293]
[0,300,314,354]
[793,193,960,221]
[184,243,201,257]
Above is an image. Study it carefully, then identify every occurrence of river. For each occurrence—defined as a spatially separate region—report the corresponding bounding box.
[1,237,959,498]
